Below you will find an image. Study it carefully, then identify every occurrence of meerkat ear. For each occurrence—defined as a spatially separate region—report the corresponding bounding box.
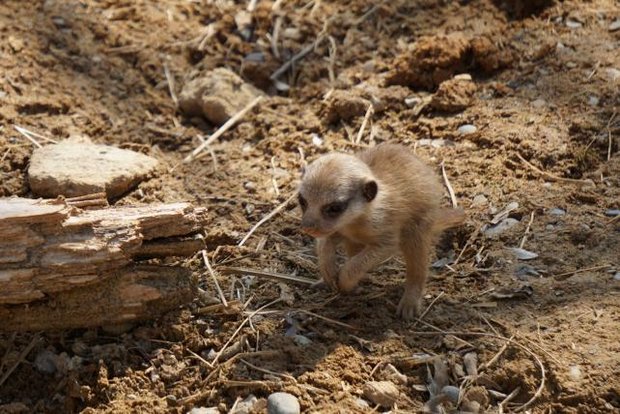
[362,180,378,202]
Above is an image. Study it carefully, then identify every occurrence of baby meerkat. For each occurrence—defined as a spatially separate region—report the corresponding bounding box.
[298,143,465,320]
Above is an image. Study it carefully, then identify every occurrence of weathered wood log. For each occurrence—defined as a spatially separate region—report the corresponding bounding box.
[0,197,207,331]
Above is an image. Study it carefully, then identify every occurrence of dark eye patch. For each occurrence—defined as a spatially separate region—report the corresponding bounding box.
[321,200,348,218]
[298,194,308,211]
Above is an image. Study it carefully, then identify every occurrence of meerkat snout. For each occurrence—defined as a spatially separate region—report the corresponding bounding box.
[297,143,465,320]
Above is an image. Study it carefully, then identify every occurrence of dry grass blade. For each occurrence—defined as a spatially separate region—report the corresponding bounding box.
[183,96,263,163]
[516,152,594,186]
[413,291,445,326]
[270,42,317,81]
[440,161,458,208]
[14,125,58,145]
[271,16,282,59]
[240,359,297,382]
[163,62,178,106]
[219,266,316,285]
[238,192,296,247]
[202,249,228,307]
[355,104,374,144]
[519,211,535,249]
[297,309,358,331]
[211,298,281,365]
[0,333,41,387]
[552,264,611,281]
[410,329,545,413]
[606,111,617,161]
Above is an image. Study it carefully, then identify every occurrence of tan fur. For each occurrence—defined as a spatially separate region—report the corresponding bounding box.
[298,143,465,320]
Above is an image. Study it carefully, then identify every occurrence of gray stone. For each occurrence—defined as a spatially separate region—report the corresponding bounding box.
[293,335,312,347]
[605,209,620,217]
[483,218,519,237]
[549,208,566,216]
[28,137,158,199]
[613,272,620,281]
[531,98,547,108]
[178,67,264,126]
[508,247,538,260]
[267,392,300,414]
[609,20,620,32]
[441,385,460,403]
[457,124,477,135]
[188,408,219,414]
[362,381,399,407]
[565,19,583,29]
[471,194,488,207]
[232,394,259,414]
[606,68,620,82]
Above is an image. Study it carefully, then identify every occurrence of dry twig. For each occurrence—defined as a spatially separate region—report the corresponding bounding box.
[202,249,228,307]
[552,264,611,281]
[163,62,178,106]
[0,334,41,387]
[238,192,296,246]
[440,161,458,208]
[516,153,593,186]
[355,104,374,145]
[219,266,316,285]
[519,211,535,249]
[183,96,263,163]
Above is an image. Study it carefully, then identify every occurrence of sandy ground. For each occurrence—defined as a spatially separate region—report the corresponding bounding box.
[1,0,619,413]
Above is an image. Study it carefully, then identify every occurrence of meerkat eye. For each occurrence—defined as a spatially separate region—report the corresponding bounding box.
[298,194,308,211]
[322,201,347,218]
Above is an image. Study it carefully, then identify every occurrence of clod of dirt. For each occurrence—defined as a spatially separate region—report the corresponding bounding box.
[386,34,512,90]
[28,137,159,199]
[430,75,477,112]
[323,89,371,124]
[376,363,408,385]
[178,67,264,125]
[362,381,399,407]
[463,386,490,410]
[267,392,300,414]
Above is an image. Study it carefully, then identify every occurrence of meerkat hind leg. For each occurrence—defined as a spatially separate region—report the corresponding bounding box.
[338,244,394,293]
[398,228,432,320]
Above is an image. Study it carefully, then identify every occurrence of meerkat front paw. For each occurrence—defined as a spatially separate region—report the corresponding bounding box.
[319,263,339,290]
[337,266,363,293]
[397,293,422,321]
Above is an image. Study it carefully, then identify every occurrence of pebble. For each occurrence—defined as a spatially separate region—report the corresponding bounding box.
[515,264,541,279]
[613,272,620,281]
[362,381,399,407]
[355,398,370,409]
[34,350,59,374]
[243,181,257,191]
[606,68,620,82]
[188,408,219,414]
[293,335,312,347]
[565,19,583,29]
[569,365,582,381]
[605,209,620,217]
[311,133,323,147]
[232,394,259,414]
[471,194,488,207]
[549,208,566,216]
[441,385,460,403]
[508,247,539,260]
[588,96,599,106]
[531,98,547,108]
[483,218,519,237]
[457,124,477,135]
[267,392,300,414]
[609,20,620,32]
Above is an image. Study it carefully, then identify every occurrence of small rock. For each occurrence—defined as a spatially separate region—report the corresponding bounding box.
[165,395,177,406]
[354,398,370,409]
[293,335,312,347]
[463,352,478,376]
[606,68,620,82]
[569,365,582,381]
[613,272,620,281]
[232,394,259,414]
[604,209,620,217]
[508,247,539,260]
[244,181,257,191]
[457,124,477,135]
[441,385,460,403]
[588,96,599,106]
[178,67,264,125]
[404,96,421,107]
[311,133,323,147]
[565,19,583,29]
[483,218,519,237]
[549,208,566,216]
[323,90,370,124]
[282,27,302,40]
[234,11,253,41]
[471,194,488,207]
[515,264,541,279]
[609,19,620,32]
[362,381,399,407]
[28,137,158,199]
[377,363,408,385]
[7,36,24,52]
[267,392,300,414]
[531,98,547,108]
[188,408,220,414]
[34,350,59,374]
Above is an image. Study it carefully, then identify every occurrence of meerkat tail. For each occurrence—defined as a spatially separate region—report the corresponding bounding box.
[433,207,466,232]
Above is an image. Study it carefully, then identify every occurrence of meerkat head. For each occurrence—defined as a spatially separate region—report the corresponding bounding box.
[297,153,378,238]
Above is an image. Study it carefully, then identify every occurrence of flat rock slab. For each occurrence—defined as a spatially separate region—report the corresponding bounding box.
[178,67,264,125]
[28,139,158,198]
